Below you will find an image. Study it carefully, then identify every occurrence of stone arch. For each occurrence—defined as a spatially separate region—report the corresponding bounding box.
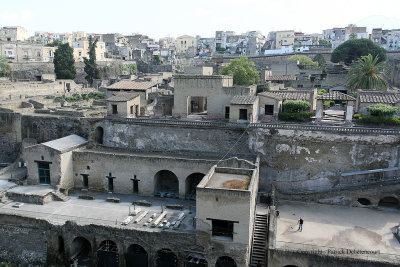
[125,244,148,267]
[185,173,205,200]
[378,196,399,208]
[97,240,118,267]
[357,198,371,206]
[186,253,207,267]
[70,237,92,266]
[94,126,104,144]
[155,249,178,267]
[216,256,237,267]
[154,170,179,198]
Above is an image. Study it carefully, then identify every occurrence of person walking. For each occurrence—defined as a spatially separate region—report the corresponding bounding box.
[298,217,304,232]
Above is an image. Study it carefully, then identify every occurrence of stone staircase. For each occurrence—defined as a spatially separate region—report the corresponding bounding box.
[250,212,268,267]
[321,111,345,125]
[52,191,70,202]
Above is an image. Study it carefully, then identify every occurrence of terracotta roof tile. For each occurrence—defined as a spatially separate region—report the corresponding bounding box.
[260,90,311,101]
[317,91,356,101]
[265,75,297,81]
[359,92,400,104]
[230,95,257,105]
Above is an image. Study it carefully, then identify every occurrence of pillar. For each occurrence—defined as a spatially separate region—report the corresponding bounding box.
[315,99,323,121]
[346,101,354,122]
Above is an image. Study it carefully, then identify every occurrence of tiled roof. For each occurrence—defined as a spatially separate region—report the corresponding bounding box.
[107,92,139,102]
[259,90,311,101]
[317,91,356,101]
[358,92,400,104]
[230,95,257,105]
[265,75,297,81]
[106,81,157,90]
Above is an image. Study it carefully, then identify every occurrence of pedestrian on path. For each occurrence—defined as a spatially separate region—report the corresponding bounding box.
[298,217,304,232]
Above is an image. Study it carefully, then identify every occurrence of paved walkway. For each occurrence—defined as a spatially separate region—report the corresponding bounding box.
[276,200,400,261]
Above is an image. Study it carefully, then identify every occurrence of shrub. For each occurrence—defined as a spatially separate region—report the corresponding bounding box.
[278,112,315,122]
[323,100,335,107]
[283,100,311,113]
[88,91,105,99]
[45,95,55,99]
[366,104,399,117]
[353,114,400,126]
[317,89,327,95]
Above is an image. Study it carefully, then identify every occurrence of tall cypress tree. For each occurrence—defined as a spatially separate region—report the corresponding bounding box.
[53,43,76,79]
[84,36,101,86]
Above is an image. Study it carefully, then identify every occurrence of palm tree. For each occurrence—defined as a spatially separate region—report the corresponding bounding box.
[0,56,11,77]
[347,54,389,91]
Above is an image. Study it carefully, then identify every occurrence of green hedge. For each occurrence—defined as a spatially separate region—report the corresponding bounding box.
[278,112,315,122]
[366,104,399,117]
[282,100,311,113]
[353,114,400,126]
[56,92,105,102]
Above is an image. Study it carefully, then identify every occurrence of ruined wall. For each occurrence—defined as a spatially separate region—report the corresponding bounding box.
[0,112,21,163]
[250,126,400,192]
[100,119,251,157]
[20,115,97,143]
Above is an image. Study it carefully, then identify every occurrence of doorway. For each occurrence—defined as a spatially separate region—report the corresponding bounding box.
[239,109,248,120]
[38,162,51,184]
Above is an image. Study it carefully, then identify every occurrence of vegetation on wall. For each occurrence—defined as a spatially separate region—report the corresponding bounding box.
[346,54,388,90]
[219,56,261,85]
[331,39,387,65]
[45,40,63,47]
[53,43,76,80]
[55,92,105,102]
[288,55,319,69]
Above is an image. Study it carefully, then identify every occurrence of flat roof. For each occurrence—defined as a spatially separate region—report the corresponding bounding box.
[276,200,400,262]
[206,172,251,190]
[0,189,196,233]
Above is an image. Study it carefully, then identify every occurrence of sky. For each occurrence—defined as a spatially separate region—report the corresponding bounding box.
[1,0,400,39]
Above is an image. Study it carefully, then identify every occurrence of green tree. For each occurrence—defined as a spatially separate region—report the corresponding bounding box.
[45,39,63,47]
[313,54,326,67]
[349,33,357,39]
[154,55,162,63]
[84,36,101,86]
[288,55,319,69]
[219,56,261,85]
[331,39,387,65]
[53,43,76,79]
[319,39,332,48]
[0,56,11,77]
[347,54,388,90]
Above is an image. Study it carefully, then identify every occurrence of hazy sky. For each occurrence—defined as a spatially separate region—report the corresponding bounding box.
[1,0,400,39]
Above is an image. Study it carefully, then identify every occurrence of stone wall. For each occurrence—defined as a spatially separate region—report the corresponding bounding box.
[0,112,21,163]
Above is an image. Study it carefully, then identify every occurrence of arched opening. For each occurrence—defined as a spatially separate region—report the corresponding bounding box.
[58,236,65,254]
[185,253,207,267]
[97,240,118,267]
[156,249,178,267]
[378,197,399,208]
[94,126,104,145]
[185,173,205,200]
[71,237,92,267]
[154,170,179,198]
[357,198,371,206]
[216,256,236,267]
[125,244,148,267]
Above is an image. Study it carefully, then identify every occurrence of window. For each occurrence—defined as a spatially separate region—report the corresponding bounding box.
[265,105,274,115]
[112,105,118,114]
[78,52,82,56]
[212,219,234,239]
[239,109,248,120]
[297,84,304,88]
[130,106,134,114]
